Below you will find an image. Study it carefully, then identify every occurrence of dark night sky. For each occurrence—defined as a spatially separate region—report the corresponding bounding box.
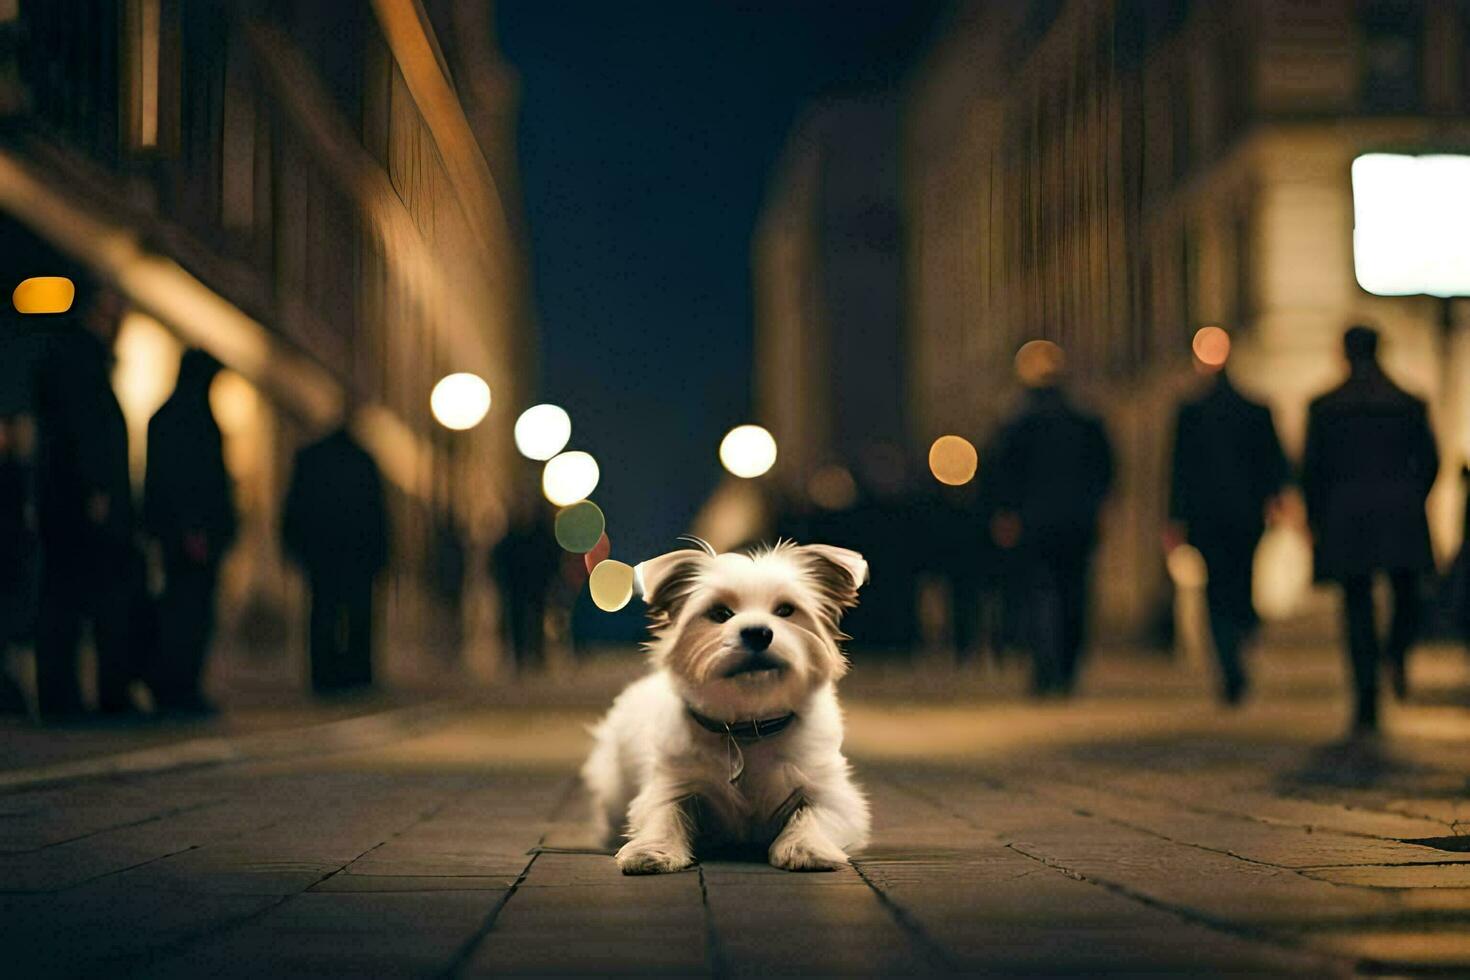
[497,1,941,637]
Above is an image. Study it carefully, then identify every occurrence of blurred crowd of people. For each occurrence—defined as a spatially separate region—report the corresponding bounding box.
[0,283,393,723]
[771,324,1470,737]
[2,276,1467,739]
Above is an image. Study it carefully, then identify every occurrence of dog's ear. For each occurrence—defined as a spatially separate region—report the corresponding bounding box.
[800,544,868,613]
[634,549,707,623]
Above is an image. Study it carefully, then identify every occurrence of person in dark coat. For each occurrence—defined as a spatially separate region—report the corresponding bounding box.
[282,425,389,694]
[1455,465,1470,647]
[143,350,236,713]
[31,283,136,718]
[985,342,1114,696]
[0,415,37,712]
[1168,359,1289,704]
[1302,325,1439,734]
[490,504,560,670]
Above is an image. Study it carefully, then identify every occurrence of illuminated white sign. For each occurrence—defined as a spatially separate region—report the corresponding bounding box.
[1352,153,1470,298]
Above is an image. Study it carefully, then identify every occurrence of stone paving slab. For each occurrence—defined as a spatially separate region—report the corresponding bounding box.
[2,693,1470,976]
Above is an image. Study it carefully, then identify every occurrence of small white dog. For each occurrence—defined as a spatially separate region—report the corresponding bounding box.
[582,538,871,874]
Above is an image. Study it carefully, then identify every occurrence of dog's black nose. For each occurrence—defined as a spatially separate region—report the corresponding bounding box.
[740,625,773,652]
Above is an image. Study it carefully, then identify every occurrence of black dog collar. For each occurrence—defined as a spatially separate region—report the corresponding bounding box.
[685,707,798,783]
[685,706,798,742]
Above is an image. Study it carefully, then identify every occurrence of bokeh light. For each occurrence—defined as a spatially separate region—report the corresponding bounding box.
[719,424,777,479]
[928,435,978,486]
[583,531,611,573]
[514,403,571,461]
[1014,339,1065,387]
[808,464,858,511]
[554,500,606,554]
[1191,326,1231,369]
[589,559,635,612]
[542,450,600,506]
[13,276,75,314]
[429,372,491,430]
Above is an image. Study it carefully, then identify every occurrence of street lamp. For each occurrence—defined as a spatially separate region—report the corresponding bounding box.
[719,424,777,479]
[430,372,491,431]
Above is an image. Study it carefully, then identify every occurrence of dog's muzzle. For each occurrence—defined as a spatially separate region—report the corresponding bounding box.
[722,649,784,678]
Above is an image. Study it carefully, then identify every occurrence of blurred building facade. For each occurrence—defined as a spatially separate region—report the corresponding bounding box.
[756,0,1470,640]
[906,0,1470,636]
[752,94,910,498]
[0,0,532,684]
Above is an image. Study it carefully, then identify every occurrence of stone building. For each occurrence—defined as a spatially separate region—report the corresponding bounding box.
[0,0,532,684]
[758,0,1470,638]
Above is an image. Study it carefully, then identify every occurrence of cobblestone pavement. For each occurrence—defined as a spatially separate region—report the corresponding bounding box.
[3,647,1469,977]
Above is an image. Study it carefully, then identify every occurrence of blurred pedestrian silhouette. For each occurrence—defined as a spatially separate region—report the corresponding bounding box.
[143,349,235,713]
[490,503,559,670]
[0,414,36,712]
[1168,345,1288,705]
[1302,326,1439,734]
[928,482,987,662]
[986,342,1113,696]
[31,283,136,718]
[282,424,388,694]
[840,444,921,655]
[1453,464,1470,647]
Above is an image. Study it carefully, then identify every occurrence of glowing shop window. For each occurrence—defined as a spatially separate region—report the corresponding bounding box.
[1351,154,1470,298]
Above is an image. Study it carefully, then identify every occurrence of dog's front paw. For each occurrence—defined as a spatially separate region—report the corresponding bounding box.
[769,833,848,872]
[616,839,694,875]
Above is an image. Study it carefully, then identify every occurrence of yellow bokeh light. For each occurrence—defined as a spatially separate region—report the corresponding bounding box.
[928,435,978,486]
[719,424,777,479]
[430,373,491,431]
[13,276,75,314]
[1014,339,1065,387]
[514,403,571,461]
[542,450,600,506]
[1191,326,1231,369]
[589,558,635,612]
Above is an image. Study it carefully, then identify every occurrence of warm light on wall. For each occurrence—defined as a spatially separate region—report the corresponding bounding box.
[210,367,262,483]
[1352,153,1470,298]
[12,276,75,314]
[113,311,182,489]
[719,424,777,479]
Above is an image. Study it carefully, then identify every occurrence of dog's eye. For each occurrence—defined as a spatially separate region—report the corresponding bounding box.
[706,605,734,623]
[773,603,795,618]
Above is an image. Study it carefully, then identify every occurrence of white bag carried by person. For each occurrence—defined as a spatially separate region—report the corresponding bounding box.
[1253,524,1313,621]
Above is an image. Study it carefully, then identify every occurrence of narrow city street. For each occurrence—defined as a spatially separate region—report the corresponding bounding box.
[3,647,1468,977]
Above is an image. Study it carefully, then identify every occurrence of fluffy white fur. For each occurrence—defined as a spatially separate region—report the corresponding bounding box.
[583,540,871,874]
